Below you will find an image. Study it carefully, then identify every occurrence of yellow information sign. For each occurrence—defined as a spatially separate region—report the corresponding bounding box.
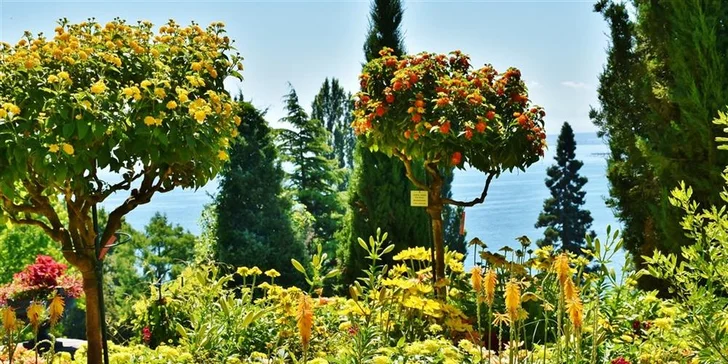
[410,190,429,207]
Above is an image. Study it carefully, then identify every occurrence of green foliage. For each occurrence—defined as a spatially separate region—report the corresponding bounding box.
[141,212,196,280]
[277,85,343,257]
[535,122,594,254]
[643,170,728,362]
[0,224,61,284]
[216,101,306,287]
[591,0,728,287]
[311,78,355,173]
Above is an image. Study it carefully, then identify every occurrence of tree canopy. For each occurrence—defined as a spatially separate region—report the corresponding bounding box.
[0,18,243,362]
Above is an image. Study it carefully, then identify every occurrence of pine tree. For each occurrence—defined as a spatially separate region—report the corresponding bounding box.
[278,85,343,256]
[592,0,728,288]
[216,100,307,287]
[312,78,355,190]
[535,122,594,254]
[342,0,464,283]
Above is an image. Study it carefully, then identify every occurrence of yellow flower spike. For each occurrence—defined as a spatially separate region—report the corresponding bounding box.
[504,279,521,322]
[470,266,483,295]
[62,143,75,155]
[483,269,497,306]
[48,144,60,153]
[297,294,314,351]
[553,253,570,286]
[90,80,106,94]
[49,296,65,326]
[2,307,18,333]
[566,296,583,330]
[563,277,577,302]
[26,301,44,331]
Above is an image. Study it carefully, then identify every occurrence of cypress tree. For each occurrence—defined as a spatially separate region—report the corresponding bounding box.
[278,86,343,256]
[215,100,306,287]
[592,0,728,288]
[535,122,594,254]
[342,0,464,283]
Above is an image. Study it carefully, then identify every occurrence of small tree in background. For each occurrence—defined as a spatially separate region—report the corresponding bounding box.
[535,122,594,254]
[0,19,242,362]
[354,48,546,293]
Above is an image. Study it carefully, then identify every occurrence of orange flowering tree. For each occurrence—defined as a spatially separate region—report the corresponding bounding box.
[0,19,242,362]
[353,48,546,293]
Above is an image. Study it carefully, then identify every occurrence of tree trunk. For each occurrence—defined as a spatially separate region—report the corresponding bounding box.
[81,270,103,364]
[427,203,446,297]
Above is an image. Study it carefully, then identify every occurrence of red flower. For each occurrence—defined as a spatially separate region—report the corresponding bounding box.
[611,357,631,364]
[142,326,152,344]
[450,152,462,166]
[476,121,486,133]
[486,111,496,120]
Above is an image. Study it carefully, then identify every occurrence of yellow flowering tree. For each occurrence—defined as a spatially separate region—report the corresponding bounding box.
[0,18,242,362]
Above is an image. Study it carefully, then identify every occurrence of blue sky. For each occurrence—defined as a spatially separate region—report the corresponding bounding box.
[1,0,609,134]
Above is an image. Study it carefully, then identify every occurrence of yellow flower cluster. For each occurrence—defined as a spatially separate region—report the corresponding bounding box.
[393,246,430,261]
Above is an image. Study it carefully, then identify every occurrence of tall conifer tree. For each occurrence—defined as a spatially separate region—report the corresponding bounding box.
[216,100,306,286]
[342,0,464,283]
[312,78,355,190]
[535,122,593,254]
[592,0,728,288]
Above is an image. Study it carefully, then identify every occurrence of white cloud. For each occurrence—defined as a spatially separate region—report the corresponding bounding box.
[560,81,590,89]
[526,80,541,89]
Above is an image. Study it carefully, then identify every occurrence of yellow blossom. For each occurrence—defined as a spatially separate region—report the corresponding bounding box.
[0,109,6,119]
[470,266,483,295]
[62,143,75,155]
[166,100,178,109]
[2,307,18,332]
[141,80,152,88]
[90,80,107,94]
[265,269,280,278]
[49,296,65,326]
[27,301,44,331]
[653,317,673,330]
[194,110,207,123]
[191,62,203,71]
[48,74,60,83]
[49,144,60,153]
[218,150,229,161]
[154,88,166,99]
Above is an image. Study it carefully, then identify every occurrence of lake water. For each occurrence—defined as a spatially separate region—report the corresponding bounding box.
[101,132,625,270]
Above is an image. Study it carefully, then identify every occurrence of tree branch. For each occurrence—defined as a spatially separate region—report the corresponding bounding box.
[100,167,172,248]
[443,172,497,207]
[393,149,429,191]
[6,214,57,239]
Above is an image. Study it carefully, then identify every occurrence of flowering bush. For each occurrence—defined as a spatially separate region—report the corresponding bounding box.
[0,255,82,304]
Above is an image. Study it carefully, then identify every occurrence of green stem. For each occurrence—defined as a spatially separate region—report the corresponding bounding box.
[488,305,493,364]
